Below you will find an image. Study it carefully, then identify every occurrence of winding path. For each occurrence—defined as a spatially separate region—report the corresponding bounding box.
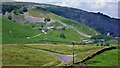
[24,46,74,65]
[26,33,42,39]
[57,20,91,38]
[41,50,74,65]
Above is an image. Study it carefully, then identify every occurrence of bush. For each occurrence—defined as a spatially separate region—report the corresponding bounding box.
[97,44,99,46]
[100,43,104,46]
[62,27,65,30]
[8,16,12,20]
[60,33,66,38]
[23,7,28,12]
[44,18,51,22]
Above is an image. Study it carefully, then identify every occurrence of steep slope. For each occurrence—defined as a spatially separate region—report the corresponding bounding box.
[2,2,100,44]
[2,14,89,44]
[27,9,99,36]
[2,16,88,44]
[2,16,41,44]
[2,2,120,38]
[38,5,120,38]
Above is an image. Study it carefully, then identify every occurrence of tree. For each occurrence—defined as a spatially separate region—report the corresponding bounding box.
[91,35,111,41]
[32,25,34,28]
[60,33,66,38]
[62,27,65,30]
[97,43,99,46]
[44,18,50,22]
[41,25,43,28]
[23,7,28,12]
[8,16,12,20]
[100,43,104,46]
[2,4,21,15]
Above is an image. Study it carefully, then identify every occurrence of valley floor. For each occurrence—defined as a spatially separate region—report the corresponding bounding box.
[2,44,118,66]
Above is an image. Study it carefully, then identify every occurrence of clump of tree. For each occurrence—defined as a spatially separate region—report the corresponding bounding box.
[2,4,21,15]
[60,33,66,38]
[91,35,111,41]
[2,4,28,15]
[13,9,24,15]
[96,43,110,46]
[98,12,110,18]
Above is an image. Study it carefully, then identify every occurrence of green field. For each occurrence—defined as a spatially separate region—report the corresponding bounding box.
[3,44,118,66]
[84,49,119,66]
[24,44,106,64]
[2,44,60,66]
[2,44,106,66]
[106,39,118,46]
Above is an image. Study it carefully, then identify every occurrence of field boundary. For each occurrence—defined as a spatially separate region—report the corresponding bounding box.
[73,46,118,65]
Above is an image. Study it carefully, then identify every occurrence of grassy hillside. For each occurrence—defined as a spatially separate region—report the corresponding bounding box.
[28,9,100,36]
[106,39,118,46]
[84,49,119,66]
[2,8,100,44]
[40,3,120,37]
[2,16,42,44]
[2,2,101,44]
[2,16,87,44]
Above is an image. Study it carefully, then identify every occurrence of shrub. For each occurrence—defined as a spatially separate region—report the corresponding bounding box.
[8,16,12,20]
[97,44,99,46]
[44,18,51,22]
[100,43,104,46]
[60,33,66,38]
[23,7,28,12]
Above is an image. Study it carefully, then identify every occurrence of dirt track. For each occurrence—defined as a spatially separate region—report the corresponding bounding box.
[58,20,91,38]
[41,50,74,65]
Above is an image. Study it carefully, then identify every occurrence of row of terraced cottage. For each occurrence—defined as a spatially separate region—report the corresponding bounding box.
[39,26,65,31]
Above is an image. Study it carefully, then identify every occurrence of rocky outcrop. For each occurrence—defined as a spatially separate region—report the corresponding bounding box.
[24,12,55,24]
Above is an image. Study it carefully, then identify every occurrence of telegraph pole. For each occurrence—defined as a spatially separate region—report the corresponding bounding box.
[72,42,75,64]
